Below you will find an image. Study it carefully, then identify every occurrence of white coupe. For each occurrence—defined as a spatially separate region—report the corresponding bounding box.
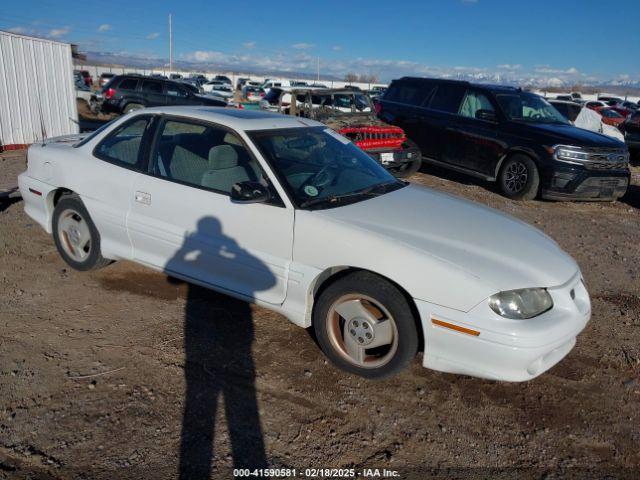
[18,107,591,380]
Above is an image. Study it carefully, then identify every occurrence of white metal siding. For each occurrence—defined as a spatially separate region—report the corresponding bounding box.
[0,30,78,147]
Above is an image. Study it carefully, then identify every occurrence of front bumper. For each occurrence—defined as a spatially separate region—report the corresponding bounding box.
[366,143,421,168]
[415,271,590,382]
[541,163,630,201]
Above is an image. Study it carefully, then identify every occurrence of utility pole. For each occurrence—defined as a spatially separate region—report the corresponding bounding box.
[169,13,173,72]
[317,56,320,82]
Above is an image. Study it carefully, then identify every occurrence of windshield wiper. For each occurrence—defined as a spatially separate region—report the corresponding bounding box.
[299,181,401,209]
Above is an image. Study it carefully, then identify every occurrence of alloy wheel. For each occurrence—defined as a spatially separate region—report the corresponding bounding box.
[326,294,399,369]
[57,208,92,262]
[504,161,529,193]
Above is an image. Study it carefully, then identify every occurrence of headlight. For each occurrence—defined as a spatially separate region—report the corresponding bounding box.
[488,288,553,319]
[553,145,590,163]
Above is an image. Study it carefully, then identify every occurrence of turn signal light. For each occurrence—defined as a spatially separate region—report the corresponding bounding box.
[431,317,480,336]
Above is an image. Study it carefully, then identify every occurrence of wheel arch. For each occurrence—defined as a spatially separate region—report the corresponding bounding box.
[306,266,425,353]
[493,147,541,180]
[45,187,77,231]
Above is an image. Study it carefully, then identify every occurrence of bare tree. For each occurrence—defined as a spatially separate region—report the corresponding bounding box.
[344,73,358,83]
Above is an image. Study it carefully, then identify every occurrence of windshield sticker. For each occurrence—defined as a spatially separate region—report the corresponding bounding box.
[324,128,351,145]
[304,185,319,197]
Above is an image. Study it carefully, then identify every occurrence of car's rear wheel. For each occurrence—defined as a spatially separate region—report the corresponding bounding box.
[52,195,111,271]
[123,103,144,114]
[498,154,539,200]
[313,271,418,379]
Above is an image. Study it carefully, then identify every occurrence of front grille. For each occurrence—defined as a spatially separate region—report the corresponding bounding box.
[338,126,406,151]
[554,146,630,170]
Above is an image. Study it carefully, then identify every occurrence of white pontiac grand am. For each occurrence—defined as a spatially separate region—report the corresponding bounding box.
[18,107,591,380]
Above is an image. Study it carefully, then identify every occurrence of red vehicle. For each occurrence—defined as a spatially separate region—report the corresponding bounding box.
[608,105,633,118]
[595,106,625,129]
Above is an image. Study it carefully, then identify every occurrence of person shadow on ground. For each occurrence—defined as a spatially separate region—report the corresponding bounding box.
[164,217,275,479]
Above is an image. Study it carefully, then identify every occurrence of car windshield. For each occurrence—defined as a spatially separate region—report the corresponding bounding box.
[311,93,372,113]
[496,92,569,124]
[249,127,404,210]
[600,109,623,119]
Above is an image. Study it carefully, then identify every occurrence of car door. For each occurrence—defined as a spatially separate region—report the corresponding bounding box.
[140,79,166,107]
[165,83,194,106]
[444,89,504,176]
[425,83,467,165]
[380,80,438,159]
[126,116,294,305]
[82,115,156,259]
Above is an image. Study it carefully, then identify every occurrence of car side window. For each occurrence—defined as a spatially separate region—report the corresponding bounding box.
[459,91,495,119]
[95,117,152,167]
[429,84,466,114]
[150,119,264,195]
[118,78,139,91]
[167,85,189,98]
[385,82,435,106]
[141,80,163,94]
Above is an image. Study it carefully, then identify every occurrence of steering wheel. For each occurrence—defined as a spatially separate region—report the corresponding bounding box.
[299,164,338,194]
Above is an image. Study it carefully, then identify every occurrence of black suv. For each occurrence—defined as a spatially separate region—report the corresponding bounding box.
[378,77,630,200]
[101,75,226,114]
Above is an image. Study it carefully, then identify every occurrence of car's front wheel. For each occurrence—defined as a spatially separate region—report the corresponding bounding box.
[313,271,419,379]
[52,195,111,271]
[498,154,540,200]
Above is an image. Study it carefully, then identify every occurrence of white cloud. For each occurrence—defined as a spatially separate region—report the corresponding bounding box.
[497,64,522,71]
[48,26,70,38]
[146,32,160,40]
[292,42,314,50]
[98,24,111,32]
[332,45,342,51]
[7,26,27,34]
[243,41,256,49]
[534,65,579,75]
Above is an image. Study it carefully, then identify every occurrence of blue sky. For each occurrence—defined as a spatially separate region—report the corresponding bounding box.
[1,0,639,83]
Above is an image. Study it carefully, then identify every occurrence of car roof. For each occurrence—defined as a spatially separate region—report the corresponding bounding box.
[136,106,325,131]
[394,76,522,92]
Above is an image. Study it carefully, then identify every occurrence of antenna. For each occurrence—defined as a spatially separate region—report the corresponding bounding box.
[169,13,173,72]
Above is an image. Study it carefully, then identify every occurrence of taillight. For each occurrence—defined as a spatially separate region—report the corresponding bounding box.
[259,92,265,97]
[374,102,382,115]
[105,88,115,100]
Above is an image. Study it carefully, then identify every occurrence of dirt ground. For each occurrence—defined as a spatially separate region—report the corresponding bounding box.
[1,150,639,480]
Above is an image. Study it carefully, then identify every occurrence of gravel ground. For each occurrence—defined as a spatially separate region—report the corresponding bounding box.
[1,150,639,479]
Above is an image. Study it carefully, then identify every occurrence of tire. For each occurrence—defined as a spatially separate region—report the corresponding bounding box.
[123,103,144,114]
[498,154,540,200]
[313,271,419,379]
[52,195,111,271]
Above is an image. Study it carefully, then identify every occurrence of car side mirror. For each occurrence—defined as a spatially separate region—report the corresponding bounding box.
[476,109,497,122]
[230,181,271,204]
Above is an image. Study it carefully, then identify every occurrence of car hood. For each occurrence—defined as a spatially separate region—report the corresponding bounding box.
[314,184,578,294]
[521,122,625,148]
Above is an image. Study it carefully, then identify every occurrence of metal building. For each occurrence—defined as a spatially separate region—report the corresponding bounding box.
[0,30,78,150]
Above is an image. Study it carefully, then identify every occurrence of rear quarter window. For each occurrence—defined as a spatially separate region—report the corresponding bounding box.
[428,84,466,114]
[384,81,435,106]
[117,78,139,91]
